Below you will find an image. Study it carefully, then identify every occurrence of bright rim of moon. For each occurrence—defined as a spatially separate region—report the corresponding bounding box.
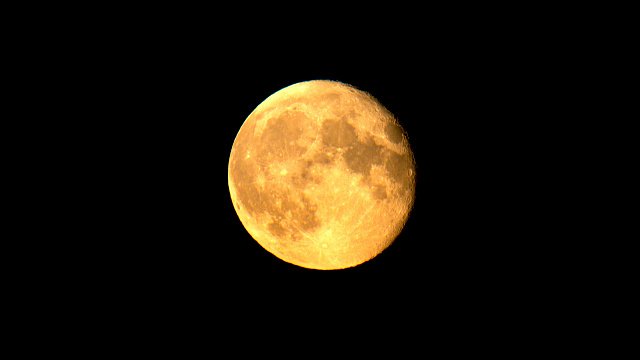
[228,80,416,270]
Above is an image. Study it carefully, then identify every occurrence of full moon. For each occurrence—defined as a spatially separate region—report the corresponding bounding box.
[228,80,416,270]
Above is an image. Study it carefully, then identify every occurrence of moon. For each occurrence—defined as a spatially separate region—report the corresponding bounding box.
[228,80,415,270]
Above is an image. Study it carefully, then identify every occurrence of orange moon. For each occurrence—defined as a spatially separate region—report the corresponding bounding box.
[228,80,415,270]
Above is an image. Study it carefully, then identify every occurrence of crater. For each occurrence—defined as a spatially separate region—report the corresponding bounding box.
[385,151,414,193]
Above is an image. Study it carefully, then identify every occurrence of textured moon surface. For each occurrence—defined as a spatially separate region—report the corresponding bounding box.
[228,80,415,270]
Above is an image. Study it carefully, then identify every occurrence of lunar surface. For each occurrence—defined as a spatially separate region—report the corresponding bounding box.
[228,80,415,270]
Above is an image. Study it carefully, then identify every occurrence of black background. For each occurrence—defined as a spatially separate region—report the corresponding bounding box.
[93,47,540,303]
[44,9,571,333]
[15,4,608,352]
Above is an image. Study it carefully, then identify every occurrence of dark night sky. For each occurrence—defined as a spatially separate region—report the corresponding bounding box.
[55,13,566,327]
[16,4,598,351]
[98,48,540,297]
